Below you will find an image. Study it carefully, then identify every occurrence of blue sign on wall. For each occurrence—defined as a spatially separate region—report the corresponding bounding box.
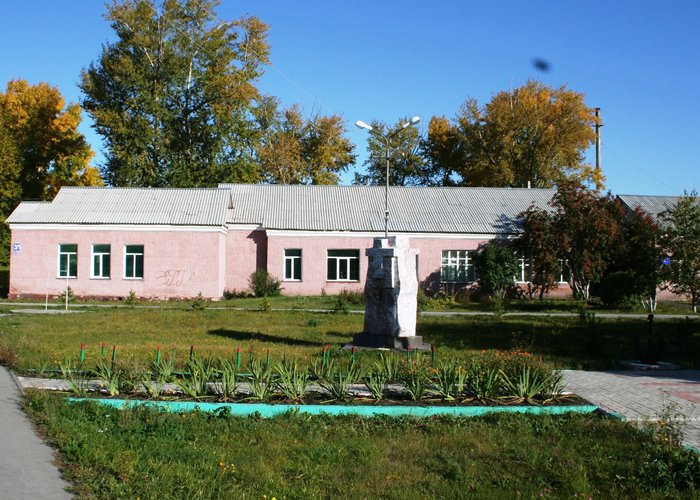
[12,243,22,253]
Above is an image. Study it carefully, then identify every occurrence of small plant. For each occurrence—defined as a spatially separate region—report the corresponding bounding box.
[176,354,215,400]
[191,292,206,310]
[275,358,309,401]
[363,372,387,401]
[59,358,88,396]
[499,366,557,404]
[248,269,282,297]
[318,360,363,401]
[93,358,122,396]
[125,290,137,307]
[215,358,239,401]
[145,353,177,398]
[643,393,690,449]
[332,295,349,315]
[466,363,502,401]
[375,352,400,383]
[338,289,364,305]
[246,356,273,400]
[403,366,430,401]
[432,361,466,400]
[55,286,75,304]
[260,296,271,312]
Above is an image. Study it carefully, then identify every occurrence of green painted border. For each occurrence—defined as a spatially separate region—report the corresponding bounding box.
[68,398,599,418]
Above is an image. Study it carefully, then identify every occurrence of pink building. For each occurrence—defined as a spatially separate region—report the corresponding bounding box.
[7,184,559,300]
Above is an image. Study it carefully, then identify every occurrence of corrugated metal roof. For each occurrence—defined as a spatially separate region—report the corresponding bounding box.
[617,194,683,220]
[220,184,555,234]
[6,187,231,226]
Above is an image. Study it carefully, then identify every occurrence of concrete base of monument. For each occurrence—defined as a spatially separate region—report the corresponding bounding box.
[345,333,431,352]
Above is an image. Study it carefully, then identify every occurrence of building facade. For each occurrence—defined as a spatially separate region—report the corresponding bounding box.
[7,184,565,300]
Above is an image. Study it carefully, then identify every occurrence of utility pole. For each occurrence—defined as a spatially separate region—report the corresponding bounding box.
[594,108,603,174]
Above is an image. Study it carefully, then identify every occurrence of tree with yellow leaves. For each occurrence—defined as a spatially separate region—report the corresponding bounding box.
[256,101,355,185]
[424,80,604,189]
[0,79,101,265]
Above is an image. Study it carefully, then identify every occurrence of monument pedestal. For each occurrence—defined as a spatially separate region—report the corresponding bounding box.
[346,236,430,352]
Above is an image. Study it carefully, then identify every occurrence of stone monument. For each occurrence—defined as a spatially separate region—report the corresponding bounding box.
[349,236,430,351]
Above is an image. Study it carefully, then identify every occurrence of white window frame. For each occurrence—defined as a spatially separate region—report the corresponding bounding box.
[91,244,111,279]
[558,259,571,284]
[124,245,144,280]
[327,249,360,282]
[515,254,532,284]
[58,244,78,278]
[284,249,302,281]
[440,250,475,283]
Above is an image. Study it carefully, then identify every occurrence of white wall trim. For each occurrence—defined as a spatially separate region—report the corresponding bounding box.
[226,224,263,231]
[263,229,514,240]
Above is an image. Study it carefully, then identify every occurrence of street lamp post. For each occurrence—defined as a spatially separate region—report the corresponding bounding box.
[356,116,420,237]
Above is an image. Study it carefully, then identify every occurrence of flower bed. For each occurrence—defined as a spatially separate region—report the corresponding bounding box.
[24,347,583,408]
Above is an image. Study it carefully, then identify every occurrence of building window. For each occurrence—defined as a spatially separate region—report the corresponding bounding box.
[91,244,111,279]
[327,249,360,281]
[558,259,571,284]
[58,244,78,278]
[441,250,475,283]
[284,249,302,281]
[515,254,533,283]
[124,245,144,279]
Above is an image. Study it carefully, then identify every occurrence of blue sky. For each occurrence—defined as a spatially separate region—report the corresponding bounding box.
[1,1,698,195]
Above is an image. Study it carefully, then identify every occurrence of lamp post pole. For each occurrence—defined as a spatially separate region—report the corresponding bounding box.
[356,116,420,237]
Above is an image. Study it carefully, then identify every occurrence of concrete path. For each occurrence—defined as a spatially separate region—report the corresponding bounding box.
[563,369,700,451]
[0,367,72,499]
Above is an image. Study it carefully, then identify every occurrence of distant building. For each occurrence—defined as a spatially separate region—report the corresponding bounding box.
[8,185,680,301]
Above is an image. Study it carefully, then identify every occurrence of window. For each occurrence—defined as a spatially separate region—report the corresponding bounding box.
[124,245,144,279]
[515,254,533,283]
[327,249,360,281]
[441,250,475,283]
[284,249,302,281]
[91,244,111,279]
[558,259,571,284]
[58,244,78,278]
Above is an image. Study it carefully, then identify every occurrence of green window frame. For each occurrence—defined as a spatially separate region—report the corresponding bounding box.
[91,244,111,279]
[124,245,144,279]
[284,249,302,281]
[327,249,360,282]
[58,244,78,278]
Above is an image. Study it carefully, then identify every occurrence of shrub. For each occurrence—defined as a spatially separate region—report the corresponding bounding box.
[125,290,137,306]
[599,271,644,309]
[474,245,518,299]
[191,292,206,310]
[248,269,282,297]
[338,289,364,305]
[55,286,75,304]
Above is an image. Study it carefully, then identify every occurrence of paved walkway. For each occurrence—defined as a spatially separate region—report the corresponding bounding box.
[0,367,72,499]
[562,369,700,451]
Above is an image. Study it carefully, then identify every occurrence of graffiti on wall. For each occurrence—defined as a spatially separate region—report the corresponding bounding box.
[155,269,192,287]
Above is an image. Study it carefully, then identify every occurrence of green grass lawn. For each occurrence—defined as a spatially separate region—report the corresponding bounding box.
[24,391,700,499]
[0,307,698,371]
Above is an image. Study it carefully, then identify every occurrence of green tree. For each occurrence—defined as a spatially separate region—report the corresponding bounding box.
[473,244,518,299]
[256,102,356,184]
[80,0,270,187]
[514,206,561,300]
[660,192,700,312]
[617,206,665,312]
[425,80,603,189]
[354,118,427,186]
